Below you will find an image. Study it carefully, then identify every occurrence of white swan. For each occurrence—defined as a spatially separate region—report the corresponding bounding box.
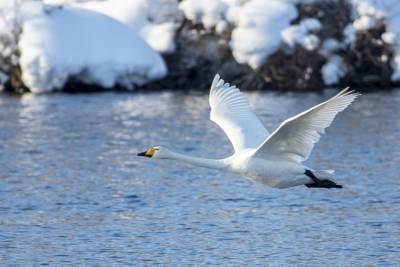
[138,74,360,189]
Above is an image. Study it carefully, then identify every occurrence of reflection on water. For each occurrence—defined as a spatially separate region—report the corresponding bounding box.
[0,90,399,266]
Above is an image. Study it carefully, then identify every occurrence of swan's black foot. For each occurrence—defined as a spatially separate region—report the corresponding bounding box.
[304,170,342,189]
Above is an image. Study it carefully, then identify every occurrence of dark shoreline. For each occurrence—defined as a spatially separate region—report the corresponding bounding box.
[2,1,400,94]
[2,81,398,96]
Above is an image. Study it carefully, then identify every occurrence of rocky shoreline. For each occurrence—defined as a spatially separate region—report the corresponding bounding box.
[1,0,400,93]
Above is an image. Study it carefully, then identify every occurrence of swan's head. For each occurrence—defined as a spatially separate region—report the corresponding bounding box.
[137,146,169,159]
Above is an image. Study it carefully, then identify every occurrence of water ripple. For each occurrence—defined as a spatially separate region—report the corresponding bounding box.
[0,91,399,266]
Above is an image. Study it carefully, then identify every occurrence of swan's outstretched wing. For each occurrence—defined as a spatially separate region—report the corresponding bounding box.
[209,74,269,152]
[254,88,360,163]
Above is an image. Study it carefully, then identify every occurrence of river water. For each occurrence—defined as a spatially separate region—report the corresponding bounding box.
[0,90,399,266]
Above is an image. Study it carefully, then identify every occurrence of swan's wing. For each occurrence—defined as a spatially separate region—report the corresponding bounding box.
[254,88,360,162]
[209,74,269,152]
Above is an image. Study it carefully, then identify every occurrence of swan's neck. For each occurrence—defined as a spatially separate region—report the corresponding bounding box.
[164,150,229,170]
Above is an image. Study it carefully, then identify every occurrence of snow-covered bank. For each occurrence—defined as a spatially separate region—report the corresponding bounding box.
[76,0,181,54]
[230,1,298,69]
[1,0,400,92]
[0,1,167,93]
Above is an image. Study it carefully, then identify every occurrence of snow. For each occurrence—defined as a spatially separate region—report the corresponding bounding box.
[0,70,7,90]
[301,18,322,31]
[322,55,346,85]
[77,0,180,54]
[320,38,342,56]
[0,1,29,86]
[230,0,297,69]
[3,0,400,92]
[382,31,396,44]
[179,0,299,69]
[281,18,321,51]
[215,20,229,34]
[343,24,356,45]
[352,15,377,31]
[179,0,229,30]
[350,0,400,81]
[18,2,167,93]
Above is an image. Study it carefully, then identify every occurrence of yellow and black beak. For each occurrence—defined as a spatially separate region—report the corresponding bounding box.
[137,151,148,157]
[137,148,156,157]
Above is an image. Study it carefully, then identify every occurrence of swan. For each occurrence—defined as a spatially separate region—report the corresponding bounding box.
[138,74,360,189]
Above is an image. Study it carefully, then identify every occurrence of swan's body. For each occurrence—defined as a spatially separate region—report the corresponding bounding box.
[138,74,360,189]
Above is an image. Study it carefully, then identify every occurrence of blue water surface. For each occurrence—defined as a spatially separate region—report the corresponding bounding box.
[0,90,399,266]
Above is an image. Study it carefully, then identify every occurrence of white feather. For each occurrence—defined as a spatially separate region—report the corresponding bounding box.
[209,74,269,153]
[254,88,360,163]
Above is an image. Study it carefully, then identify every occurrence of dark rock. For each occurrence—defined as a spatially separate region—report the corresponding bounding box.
[342,21,394,89]
[259,47,326,91]
[141,19,251,91]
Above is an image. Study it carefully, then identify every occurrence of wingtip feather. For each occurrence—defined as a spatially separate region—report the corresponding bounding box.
[211,74,221,89]
[333,87,361,104]
[336,86,351,96]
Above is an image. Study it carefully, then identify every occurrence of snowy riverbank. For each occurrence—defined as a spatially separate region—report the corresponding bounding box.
[1,0,400,93]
